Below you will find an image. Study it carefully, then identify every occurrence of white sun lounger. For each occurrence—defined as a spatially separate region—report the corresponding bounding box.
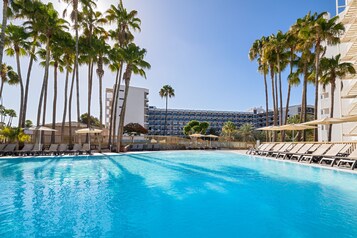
[316,144,349,166]
[277,144,304,159]
[285,143,314,161]
[271,143,292,158]
[299,144,332,163]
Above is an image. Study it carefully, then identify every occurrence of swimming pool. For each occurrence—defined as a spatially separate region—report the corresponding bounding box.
[1,151,357,237]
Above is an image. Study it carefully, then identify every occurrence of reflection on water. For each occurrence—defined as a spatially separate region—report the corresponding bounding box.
[1,151,357,237]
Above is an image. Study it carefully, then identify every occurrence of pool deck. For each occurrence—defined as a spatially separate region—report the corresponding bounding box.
[229,150,357,175]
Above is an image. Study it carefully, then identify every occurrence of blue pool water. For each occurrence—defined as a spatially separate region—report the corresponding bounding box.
[1,151,357,237]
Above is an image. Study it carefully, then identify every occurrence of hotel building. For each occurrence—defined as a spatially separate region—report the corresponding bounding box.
[105,86,149,131]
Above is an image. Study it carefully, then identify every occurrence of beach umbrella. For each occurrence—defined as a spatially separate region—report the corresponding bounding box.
[338,115,357,123]
[279,124,316,142]
[29,126,57,150]
[75,128,103,151]
[303,117,344,125]
[256,126,282,131]
[189,133,204,137]
[205,134,219,147]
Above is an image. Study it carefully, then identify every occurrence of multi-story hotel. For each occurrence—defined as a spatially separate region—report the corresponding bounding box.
[318,0,357,141]
[147,105,314,136]
[105,86,149,131]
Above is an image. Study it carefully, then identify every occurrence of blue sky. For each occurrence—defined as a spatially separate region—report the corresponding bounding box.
[1,0,336,124]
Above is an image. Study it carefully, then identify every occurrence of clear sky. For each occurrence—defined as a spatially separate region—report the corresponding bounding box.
[1,0,337,125]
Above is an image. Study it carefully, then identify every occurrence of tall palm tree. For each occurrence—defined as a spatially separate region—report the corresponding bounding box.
[93,34,110,129]
[107,44,123,146]
[284,30,299,127]
[63,0,96,123]
[60,35,75,142]
[14,0,43,127]
[106,2,141,145]
[320,54,356,142]
[0,63,18,98]
[249,36,269,140]
[311,12,345,141]
[0,0,14,67]
[34,3,68,130]
[116,43,150,151]
[159,85,175,136]
[80,8,107,132]
[266,31,287,128]
[4,23,30,128]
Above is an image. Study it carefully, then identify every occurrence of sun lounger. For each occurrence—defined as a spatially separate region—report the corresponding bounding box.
[57,144,68,155]
[334,148,357,170]
[317,144,352,167]
[265,143,286,157]
[81,143,91,154]
[259,143,277,156]
[153,144,160,151]
[250,143,270,155]
[67,144,82,155]
[284,143,314,161]
[271,143,292,158]
[299,144,332,163]
[277,143,304,159]
[31,144,43,156]
[43,144,59,156]
[15,144,34,156]
[1,144,16,156]
[0,144,7,154]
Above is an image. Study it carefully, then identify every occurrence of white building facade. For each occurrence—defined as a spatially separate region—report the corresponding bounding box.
[105,86,149,131]
[318,0,357,141]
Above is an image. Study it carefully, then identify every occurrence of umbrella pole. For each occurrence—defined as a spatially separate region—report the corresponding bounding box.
[292,130,294,142]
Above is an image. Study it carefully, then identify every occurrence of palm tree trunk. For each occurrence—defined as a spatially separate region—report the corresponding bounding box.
[117,77,130,152]
[164,96,168,135]
[283,58,294,141]
[75,3,80,123]
[99,74,103,129]
[299,63,308,141]
[112,64,123,145]
[108,69,119,146]
[0,80,4,99]
[314,41,321,142]
[51,63,58,143]
[270,68,277,141]
[0,0,8,67]
[36,38,51,127]
[328,81,336,142]
[15,51,24,129]
[22,39,37,127]
[61,69,70,142]
[68,67,76,145]
[87,61,92,131]
[263,70,269,142]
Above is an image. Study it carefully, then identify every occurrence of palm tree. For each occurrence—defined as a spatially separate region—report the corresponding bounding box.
[93,34,110,129]
[249,36,269,140]
[107,44,123,146]
[0,63,18,98]
[311,12,345,141]
[0,0,15,67]
[238,123,255,142]
[266,31,287,128]
[116,43,150,151]
[5,108,16,127]
[159,85,175,136]
[222,121,236,141]
[35,3,68,130]
[14,0,43,127]
[106,2,141,146]
[4,23,30,128]
[80,8,107,132]
[60,35,75,142]
[320,54,356,142]
[63,0,96,123]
